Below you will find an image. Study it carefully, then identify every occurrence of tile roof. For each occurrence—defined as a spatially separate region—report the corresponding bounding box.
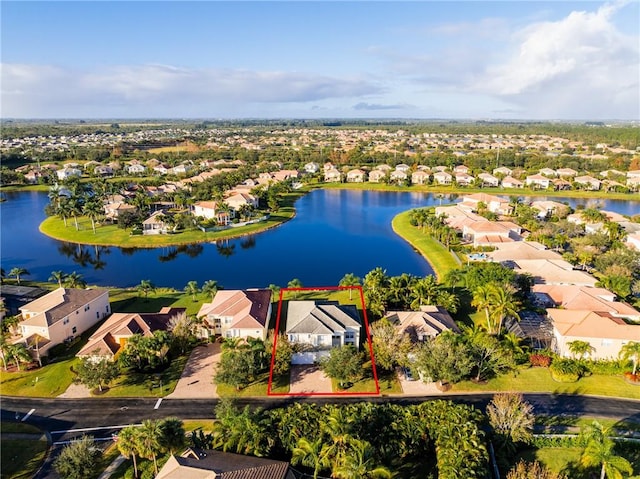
[548,309,640,341]
[385,305,459,341]
[197,290,271,330]
[20,288,109,327]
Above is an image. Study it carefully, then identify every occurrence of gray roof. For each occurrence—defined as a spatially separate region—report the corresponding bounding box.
[286,301,360,335]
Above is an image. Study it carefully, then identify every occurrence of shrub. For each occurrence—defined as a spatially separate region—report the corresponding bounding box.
[584,358,628,376]
[550,358,585,382]
[624,371,640,383]
[529,353,552,368]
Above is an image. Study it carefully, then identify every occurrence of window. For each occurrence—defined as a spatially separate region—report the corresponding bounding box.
[345,331,355,339]
[106,305,110,313]
[601,339,612,346]
[63,318,70,325]
[72,326,77,334]
[84,305,90,312]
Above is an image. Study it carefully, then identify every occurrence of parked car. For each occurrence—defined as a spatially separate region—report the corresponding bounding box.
[403,367,415,381]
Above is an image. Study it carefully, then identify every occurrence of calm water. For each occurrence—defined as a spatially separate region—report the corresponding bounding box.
[1,190,638,290]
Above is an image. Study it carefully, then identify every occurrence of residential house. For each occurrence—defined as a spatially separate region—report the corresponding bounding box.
[525,174,551,189]
[510,259,597,287]
[125,163,146,175]
[385,306,459,342]
[324,168,342,183]
[390,169,408,184]
[142,211,171,235]
[459,193,513,215]
[493,166,513,177]
[94,165,114,177]
[273,170,300,182]
[224,193,259,211]
[104,201,136,221]
[548,309,640,360]
[17,288,110,356]
[286,301,361,364]
[501,176,524,188]
[487,241,564,263]
[346,169,366,183]
[530,200,569,219]
[56,167,82,181]
[153,164,170,175]
[192,201,232,226]
[156,449,295,479]
[600,169,626,179]
[455,172,475,186]
[304,162,319,174]
[574,175,602,190]
[477,173,500,187]
[556,168,578,178]
[539,168,557,177]
[368,169,387,183]
[626,175,640,190]
[197,289,272,341]
[552,178,572,190]
[395,163,411,173]
[411,170,430,185]
[77,307,186,358]
[433,171,453,185]
[462,221,522,247]
[453,165,470,175]
[24,170,44,184]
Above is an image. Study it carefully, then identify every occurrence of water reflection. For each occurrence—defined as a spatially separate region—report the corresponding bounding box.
[57,243,112,270]
[240,235,256,250]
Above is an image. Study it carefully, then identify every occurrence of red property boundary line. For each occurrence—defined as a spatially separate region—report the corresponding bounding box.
[267,285,380,396]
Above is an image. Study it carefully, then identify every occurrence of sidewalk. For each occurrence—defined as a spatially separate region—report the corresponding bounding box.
[97,455,126,479]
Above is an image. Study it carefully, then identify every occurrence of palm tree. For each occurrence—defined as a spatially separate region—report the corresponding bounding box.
[158,417,186,455]
[116,426,141,479]
[580,208,607,224]
[333,439,393,479]
[8,267,29,285]
[57,196,74,227]
[49,270,67,288]
[6,343,31,371]
[184,281,200,301]
[567,340,595,361]
[339,273,361,300]
[291,437,330,479]
[287,278,303,298]
[580,421,633,479]
[409,275,440,310]
[82,196,103,234]
[620,341,640,376]
[137,419,163,476]
[64,271,86,288]
[490,285,520,336]
[0,268,5,284]
[202,280,219,301]
[268,284,280,301]
[472,284,496,334]
[137,279,155,300]
[0,332,11,370]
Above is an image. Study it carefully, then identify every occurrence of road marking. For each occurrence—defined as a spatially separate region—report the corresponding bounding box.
[51,424,142,435]
[21,409,35,422]
[154,398,163,410]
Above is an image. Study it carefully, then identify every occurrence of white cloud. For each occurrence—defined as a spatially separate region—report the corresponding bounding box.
[0,64,383,117]
[478,2,639,118]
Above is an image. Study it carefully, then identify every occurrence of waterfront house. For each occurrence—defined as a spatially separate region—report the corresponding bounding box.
[197,289,272,341]
[324,168,342,183]
[433,171,452,185]
[368,169,387,183]
[459,193,513,215]
[574,175,602,190]
[411,170,430,185]
[493,166,513,177]
[77,307,186,358]
[346,169,366,183]
[385,305,459,342]
[455,172,475,186]
[192,201,232,226]
[17,288,110,357]
[501,176,524,188]
[285,301,361,364]
[390,169,408,184]
[477,173,500,187]
[556,168,578,178]
[525,174,551,189]
[539,168,557,177]
[142,211,171,235]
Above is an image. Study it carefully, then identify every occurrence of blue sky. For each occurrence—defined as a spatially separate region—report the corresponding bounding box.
[2,1,638,119]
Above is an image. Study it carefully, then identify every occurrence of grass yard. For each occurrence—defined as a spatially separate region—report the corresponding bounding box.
[391,210,460,280]
[517,447,584,475]
[109,287,208,316]
[0,356,80,397]
[183,420,215,432]
[451,366,640,399]
[0,438,48,479]
[217,372,289,397]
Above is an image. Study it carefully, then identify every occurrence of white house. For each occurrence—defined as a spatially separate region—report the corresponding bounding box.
[56,167,82,180]
[304,162,319,174]
[324,168,342,183]
[433,171,453,185]
[525,174,551,189]
[574,175,602,191]
[411,170,430,185]
[125,163,146,174]
[477,173,500,187]
[346,169,366,183]
[368,169,387,183]
[192,201,232,225]
[286,301,361,364]
[197,289,272,341]
[501,176,524,188]
[17,288,110,356]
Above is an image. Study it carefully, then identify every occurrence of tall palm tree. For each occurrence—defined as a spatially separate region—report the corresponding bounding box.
[184,281,200,301]
[137,419,163,476]
[490,285,520,336]
[410,275,440,310]
[0,332,11,370]
[202,280,219,301]
[64,271,86,288]
[158,417,186,455]
[49,270,67,288]
[287,278,303,298]
[6,343,31,371]
[137,279,155,299]
[291,437,330,479]
[620,341,640,375]
[339,273,361,300]
[333,439,394,479]
[8,267,29,285]
[116,426,141,479]
[472,284,495,333]
[268,284,280,301]
[82,195,103,234]
[580,421,633,479]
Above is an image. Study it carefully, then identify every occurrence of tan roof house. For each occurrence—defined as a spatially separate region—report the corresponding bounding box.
[385,305,460,342]
[539,168,557,177]
[77,307,187,358]
[192,201,232,226]
[459,193,512,215]
[224,193,258,210]
[433,171,453,185]
[530,200,569,219]
[487,241,564,262]
[142,211,171,235]
[548,309,640,360]
[574,175,602,190]
[368,169,387,183]
[556,168,578,178]
[286,301,361,364]
[455,172,475,186]
[478,173,500,187]
[17,288,110,356]
[346,169,366,183]
[511,259,597,286]
[390,169,409,184]
[462,221,522,246]
[324,168,342,183]
[156,449,295,479]
[525,174,551,189]
[411,170,430,185]
[493,166,513,177]
[197,289,272,341]
[501,176,524,188]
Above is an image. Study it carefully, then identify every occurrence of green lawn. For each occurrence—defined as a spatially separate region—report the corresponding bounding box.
[517,447,583,475]
[0,438,48,479]
[216,372,289,397]
[391,210,460,280]
[0,357,80,397]
[0,423,42,434]
[109,287,209,316]
[451,366,640,399]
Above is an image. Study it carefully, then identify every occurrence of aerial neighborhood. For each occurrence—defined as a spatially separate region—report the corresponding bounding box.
[2,120,640,479]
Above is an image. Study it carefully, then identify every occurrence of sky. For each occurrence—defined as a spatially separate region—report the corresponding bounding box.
[1,1,639,120]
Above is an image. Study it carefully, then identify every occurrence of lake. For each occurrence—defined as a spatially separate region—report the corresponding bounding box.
[1,190,638,290]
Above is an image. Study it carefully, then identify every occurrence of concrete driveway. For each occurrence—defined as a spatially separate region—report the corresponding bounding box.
[167,342,220,398]
[289,365,333,394]
[397,368,442,396]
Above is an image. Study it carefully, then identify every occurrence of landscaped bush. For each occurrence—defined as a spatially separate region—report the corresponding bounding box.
[624,371,640,383]
[530,435,586,448]
[550,358,585,382]
[529,353,552,368]
[584,358,628,376]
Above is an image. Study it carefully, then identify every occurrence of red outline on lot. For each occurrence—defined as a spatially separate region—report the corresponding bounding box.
[267,285,380,396]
